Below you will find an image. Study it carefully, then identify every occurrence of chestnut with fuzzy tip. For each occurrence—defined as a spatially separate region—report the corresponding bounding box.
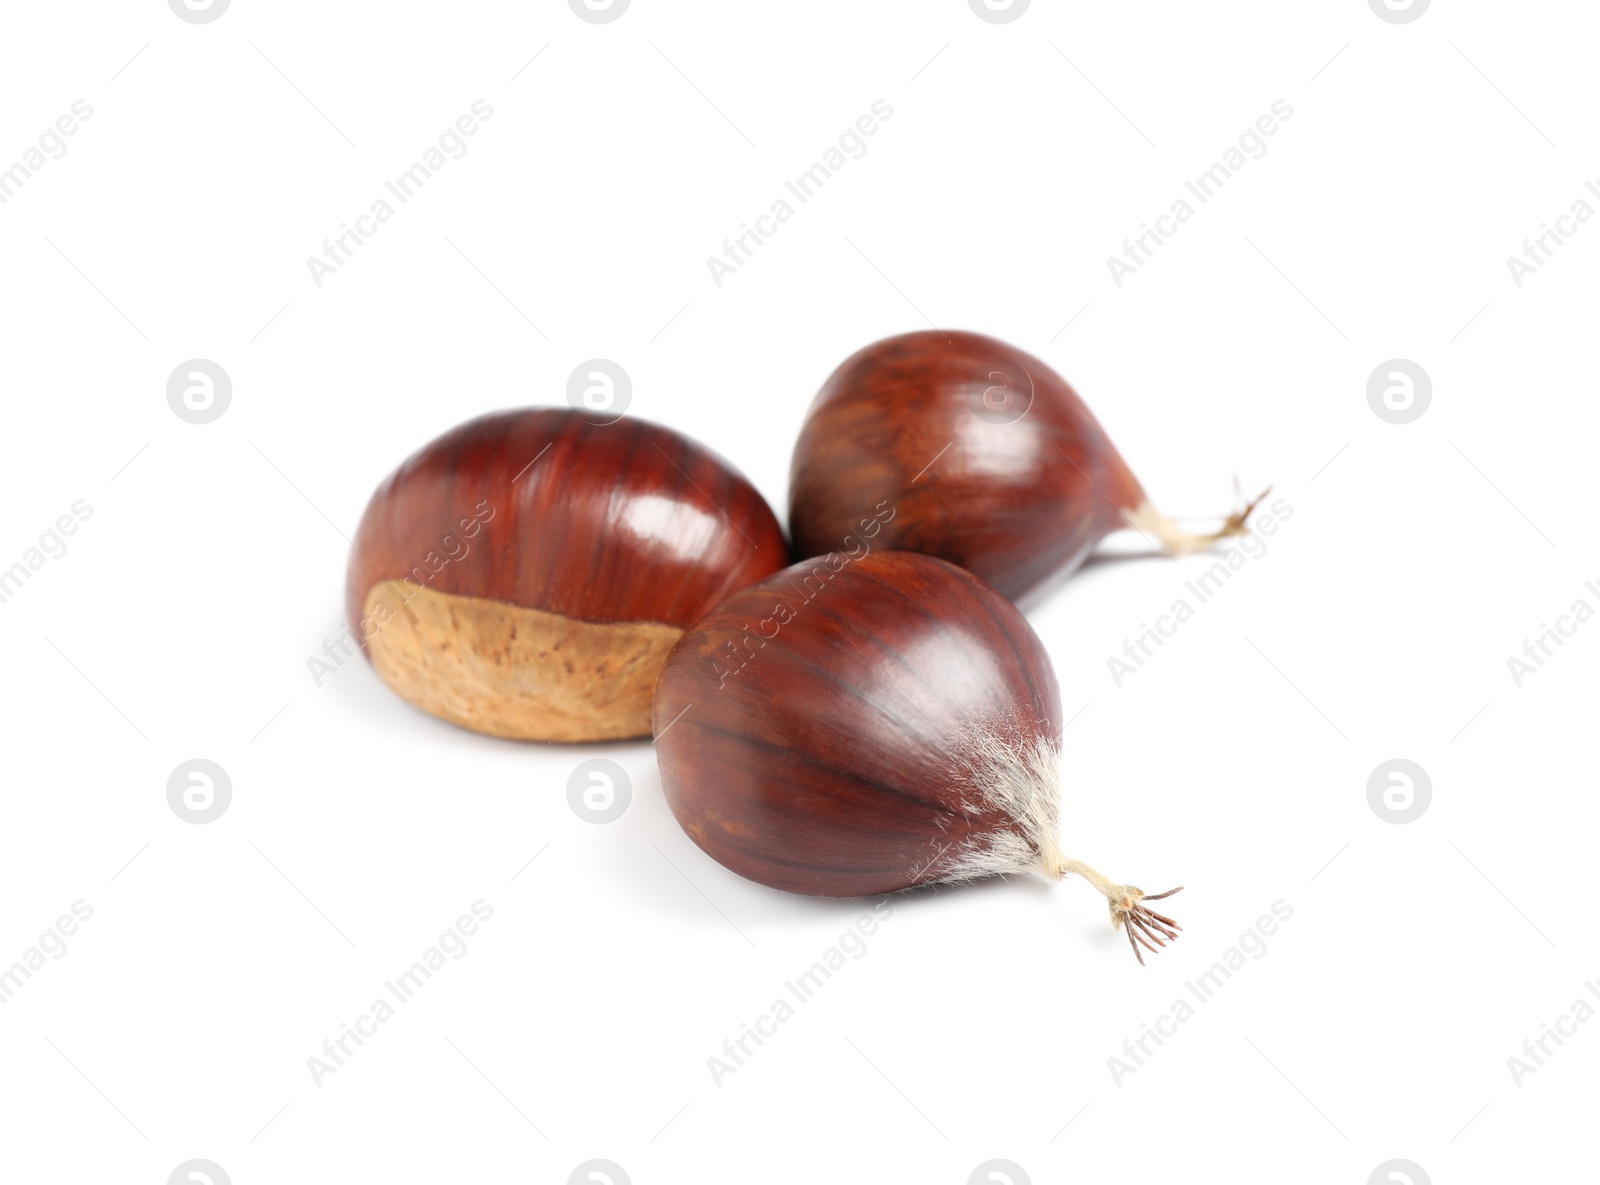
[788,330,1264,602]
[653,549,1181,962]
[347,408,787,742]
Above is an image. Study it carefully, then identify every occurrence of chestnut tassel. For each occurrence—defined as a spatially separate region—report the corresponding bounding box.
[653,549,1181,963]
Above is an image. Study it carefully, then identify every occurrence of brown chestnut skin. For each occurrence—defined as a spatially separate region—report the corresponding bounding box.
[652,549,1061,897]
[789,330,1244,603]
[347,408,787,742]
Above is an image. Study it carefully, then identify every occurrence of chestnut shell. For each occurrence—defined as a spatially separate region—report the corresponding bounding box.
[347,408,786,631]
[788,330,1146,602]
[653,549,1062,896]
[346,408,787,740]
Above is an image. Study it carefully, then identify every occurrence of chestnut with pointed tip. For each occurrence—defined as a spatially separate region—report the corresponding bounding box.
[347,408,787,742]
[653,548,1181,962]
[788,330,1264,602]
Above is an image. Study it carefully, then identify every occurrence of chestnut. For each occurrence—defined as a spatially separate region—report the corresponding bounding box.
[347,408,787,741]
[788,330,1263,602]
[653,549,1182,961]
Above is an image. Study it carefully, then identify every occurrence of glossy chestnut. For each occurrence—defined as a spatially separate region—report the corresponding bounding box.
[347,408,787,741]
[788,330,1261,603]
[653,549,1182,962]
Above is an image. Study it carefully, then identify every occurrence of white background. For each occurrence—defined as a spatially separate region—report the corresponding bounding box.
[1,1,1595,1182]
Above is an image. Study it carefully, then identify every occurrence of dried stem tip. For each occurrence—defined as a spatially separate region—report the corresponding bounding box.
[1059,858,1184,966]
[1125,484,1273,557]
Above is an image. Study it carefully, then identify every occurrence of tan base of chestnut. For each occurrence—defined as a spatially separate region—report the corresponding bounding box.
[361,580,682,742]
